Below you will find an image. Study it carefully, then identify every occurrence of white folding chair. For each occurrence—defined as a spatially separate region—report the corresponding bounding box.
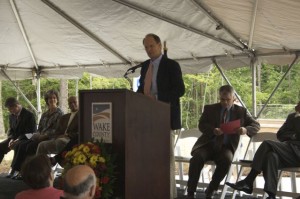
[223,132,277,199]
[175,128,244,198]
[276,166,300,198]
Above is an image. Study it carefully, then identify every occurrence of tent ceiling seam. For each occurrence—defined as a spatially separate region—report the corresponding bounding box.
[248,0,259,49]
[0,68,38,113]
[41,0,131,65]
[4,50,299,72]
[10,0,39,71]
[190,0,248,51]
[112,0,243,51]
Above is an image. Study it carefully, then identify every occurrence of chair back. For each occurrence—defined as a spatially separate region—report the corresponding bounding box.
[175,128,201,157]
[179,128,201,139]
[242,131,277,160]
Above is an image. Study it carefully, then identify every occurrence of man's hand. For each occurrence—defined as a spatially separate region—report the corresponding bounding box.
[213,128,224,136]
[31,133,40,141]
[8,139,19,149]
[236,127,247,135]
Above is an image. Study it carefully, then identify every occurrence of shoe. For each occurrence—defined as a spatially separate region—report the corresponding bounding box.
[6,169,16,178]
[187,191,195,199]
[204,186,216,199]
[266,197,276,199]
[12,173,23,180]
[10,171,20,179]
[225,180,253,194]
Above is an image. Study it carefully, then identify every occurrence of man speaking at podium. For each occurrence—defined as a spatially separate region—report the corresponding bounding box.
[137,33,185,198]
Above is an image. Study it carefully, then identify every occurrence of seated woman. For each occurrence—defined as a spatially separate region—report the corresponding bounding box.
[15,154,63,199]
[10,89,63,180]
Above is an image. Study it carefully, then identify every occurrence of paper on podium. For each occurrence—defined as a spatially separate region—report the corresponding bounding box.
[220,119,241,134]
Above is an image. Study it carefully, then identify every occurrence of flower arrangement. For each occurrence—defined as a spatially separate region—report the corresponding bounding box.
[62,141,115,199]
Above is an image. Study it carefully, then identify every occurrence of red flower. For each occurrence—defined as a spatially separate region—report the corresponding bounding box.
[101,176,110,184]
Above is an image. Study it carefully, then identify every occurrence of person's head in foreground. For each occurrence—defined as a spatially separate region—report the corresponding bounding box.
[21,154,54,189]
[63,165,96,199]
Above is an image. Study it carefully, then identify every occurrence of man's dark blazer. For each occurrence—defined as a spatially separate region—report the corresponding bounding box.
[191,103,260,155]
[8,107,37,140]
[54,112,79,139]
[137,55,185,130]
[276,112,300,159]
[277,112,300,142]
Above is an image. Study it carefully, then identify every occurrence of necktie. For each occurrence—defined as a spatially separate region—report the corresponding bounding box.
[222,109,229,144]
[143,63,153,97]
[215,109,229,151]
[223,109,228,124]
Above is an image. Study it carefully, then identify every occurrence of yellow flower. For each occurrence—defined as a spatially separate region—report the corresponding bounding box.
[98,157,105,163]
[72,157,79,165]
[77,154,87,164]
[78,144,84,150]
[65,151,72,158]
[82,146,90,153]
[89,155,99,167]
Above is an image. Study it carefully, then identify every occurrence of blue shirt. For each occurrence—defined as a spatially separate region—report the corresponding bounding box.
[150,54,163,98]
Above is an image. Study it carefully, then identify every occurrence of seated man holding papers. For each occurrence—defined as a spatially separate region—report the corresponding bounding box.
[186,85,260,199]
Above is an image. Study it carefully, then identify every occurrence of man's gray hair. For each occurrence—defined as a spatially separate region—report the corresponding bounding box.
[64,174,96,198]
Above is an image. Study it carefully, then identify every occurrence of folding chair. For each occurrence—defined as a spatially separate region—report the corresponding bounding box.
[175,128,244,199]
[276,166,300,198]
[223,132,278,199]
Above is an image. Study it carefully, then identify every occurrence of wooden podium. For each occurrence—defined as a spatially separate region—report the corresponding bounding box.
[79,89,170,199]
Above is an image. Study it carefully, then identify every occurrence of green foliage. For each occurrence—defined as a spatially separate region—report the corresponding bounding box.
[2,62,300,131]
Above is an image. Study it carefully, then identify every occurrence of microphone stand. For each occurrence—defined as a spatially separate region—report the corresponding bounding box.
[123,64,142,91]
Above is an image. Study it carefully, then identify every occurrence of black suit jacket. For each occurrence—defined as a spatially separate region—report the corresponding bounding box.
[55,112,79,139]
[277,112,300,142]
[8,107,37,140]
[191,103,260,154]
[137,55,185,130]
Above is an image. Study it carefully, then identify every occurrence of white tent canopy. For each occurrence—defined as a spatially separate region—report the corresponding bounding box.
[1,0,300,81]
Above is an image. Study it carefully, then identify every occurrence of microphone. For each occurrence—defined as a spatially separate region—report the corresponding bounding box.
[126,63,142,73]
[123,63,142,90]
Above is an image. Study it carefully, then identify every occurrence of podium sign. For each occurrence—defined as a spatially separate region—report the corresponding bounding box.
[91,102,112,143]
[79,89,170,199]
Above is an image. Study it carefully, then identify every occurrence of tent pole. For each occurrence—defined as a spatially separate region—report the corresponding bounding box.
[112,0,243,51]
[190,0,247,50]
[9,0,39,70]
[212,58,252,116]
[0,69,38,115]
[75,79,79,97]
[41,0,130,65]
[256,54,299,118]
[36,73,42,122]
[251,58,257,118]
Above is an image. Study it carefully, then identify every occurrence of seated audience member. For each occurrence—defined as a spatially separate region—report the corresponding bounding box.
[36,96,78,155]
[0,97,36,178]
[50,134,78,167]
[10,89,63,180]
[15,154,63,199]
[187,85,260,199]
[63,165,96,199]
[226,101,300,199]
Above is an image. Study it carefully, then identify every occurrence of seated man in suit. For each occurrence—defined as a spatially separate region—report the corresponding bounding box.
[36,96,78,155]
[0,97,36,177]
[226,101,300,199]
[187,85,260,199]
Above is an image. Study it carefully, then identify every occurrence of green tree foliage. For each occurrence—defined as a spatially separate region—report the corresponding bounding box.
[2,63,300,131]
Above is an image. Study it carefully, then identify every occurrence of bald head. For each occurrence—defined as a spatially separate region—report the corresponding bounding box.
[64,165,96,199]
